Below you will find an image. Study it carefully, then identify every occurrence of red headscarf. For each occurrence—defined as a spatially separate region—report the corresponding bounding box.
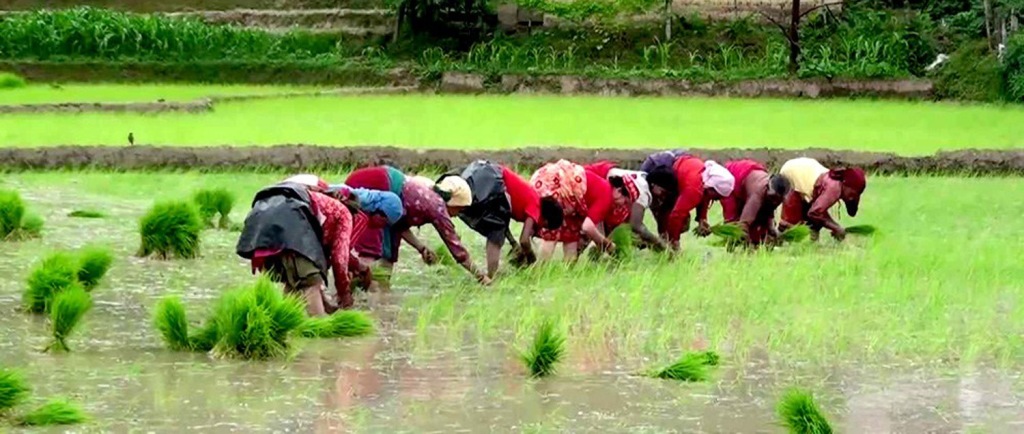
[829,167,867,216]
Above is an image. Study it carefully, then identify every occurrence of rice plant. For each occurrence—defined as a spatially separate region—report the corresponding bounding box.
[76,245,114,291]
[192,188,235,229]
[776,388,833,434]
[67,210,105,218]
[210,276,308,360]
[0,189,26,239]
[608,225,634,261]
[188,322,220,352]
[23,252,79,314]
[520,319,565,378]
[138,200,203,259]
[18,399,87,426]
[45,285,92,353]
[648,350,719,382]
[299,310,374,338]
[16,213,44,239]
[153,296,193,351]
[0,369,30,412]
[780,224,811,243]
[434,244,457,266]
[845,224,877,236]
[0,72,27,89]
[710,223,745,240]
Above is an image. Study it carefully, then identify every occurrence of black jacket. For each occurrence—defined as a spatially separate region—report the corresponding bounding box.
[235,182,328,273]
[449,160,512,244]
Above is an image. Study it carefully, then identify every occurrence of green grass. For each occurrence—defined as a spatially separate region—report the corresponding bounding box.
[520,319,566,378]
[0,84,324,104]
[138,200,203,259]
[1,95,1024,153]
[18,399,88,426]
[0,369,30,412]
[23,252,79,314]
[76,245,114,290]
[46,284,92,352]
[776,389,833,434]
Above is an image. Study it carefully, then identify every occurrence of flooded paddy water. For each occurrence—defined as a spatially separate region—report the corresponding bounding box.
[2,173,1024,433]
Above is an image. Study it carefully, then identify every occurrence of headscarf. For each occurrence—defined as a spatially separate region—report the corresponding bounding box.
[350,187,404,225]
[701,160,735,197]
[531,159,587,215]
[435,175,473,207]
[830,167,867,216]
[282,174,328,191]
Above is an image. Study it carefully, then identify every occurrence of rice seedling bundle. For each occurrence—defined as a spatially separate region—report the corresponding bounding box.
[76,245,114,291]
[0,72,27,89]
[508,245,537,268]
[210,277,307,360]
[18,399,87,426]
[845,224,877,236]
[780,224,811,243]
[67,210,105,218]
[23,252,79,314]
[0,7,343,62]
[648,350,720,381]
[192,188,235,229]
[0,369,30,412]
[299,310,375,338]
[777,389,834,434]
[710,223,745,241]
[138,200,203,259]
[434,244,457,266]
[16,213,44,239]
[45,285,92,353]
[608,225,634,261]
[0,189,26,238]
[520,320,565,378]
[153,296,193,351]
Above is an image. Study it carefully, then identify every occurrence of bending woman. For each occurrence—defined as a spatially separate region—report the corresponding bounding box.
[530,159,615,261]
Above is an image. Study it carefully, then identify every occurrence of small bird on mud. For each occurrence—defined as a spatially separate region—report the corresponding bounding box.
[128,132,134,146]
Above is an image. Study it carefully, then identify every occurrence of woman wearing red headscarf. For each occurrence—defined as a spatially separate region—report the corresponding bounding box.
[530,159,615,261]
[778,157,868,241]
[583,161,665,251]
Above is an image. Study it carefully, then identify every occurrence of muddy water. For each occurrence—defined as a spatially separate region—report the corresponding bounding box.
[2,179,1024,433]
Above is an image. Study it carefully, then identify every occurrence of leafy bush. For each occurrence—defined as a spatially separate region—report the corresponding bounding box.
[933,41,1003,102]
[1004,33,1024,103]
[0,369,30,412]
[46,285,92,353]
[18,399,88,426]
[192,188,234,229]
[520,319,565,378]
[23,252,79,314]
[138,200,203,259]
[0,71,27,89]
[76,245,114,291]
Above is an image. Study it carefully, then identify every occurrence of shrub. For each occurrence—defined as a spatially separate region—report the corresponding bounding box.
[0,369,30,412]
[45,285,92,353]
[777,389,833,434]
[520,319,565,378]
[300,311,375,338]
[0,72,27,89]
[1003,33,1024,103]
[192,188,235,229]
[76,245,114,291]
[18,399,87,426]
[138,200,203,259]
[23,252,79,314]
[932,41,1003,102]
[0,189,26,239]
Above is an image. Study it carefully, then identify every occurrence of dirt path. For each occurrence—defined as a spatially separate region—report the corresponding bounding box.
[2,145,1022,175]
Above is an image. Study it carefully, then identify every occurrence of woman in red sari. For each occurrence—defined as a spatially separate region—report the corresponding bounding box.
[530,159,615,261]
[645,156,735,250]
[718,159,792,245]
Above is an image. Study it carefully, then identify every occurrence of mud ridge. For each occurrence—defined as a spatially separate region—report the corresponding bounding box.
[1,145,1022,176]
[0,86,416,114]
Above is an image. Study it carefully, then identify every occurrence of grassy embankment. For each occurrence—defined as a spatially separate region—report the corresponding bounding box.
[2,91,1024,153]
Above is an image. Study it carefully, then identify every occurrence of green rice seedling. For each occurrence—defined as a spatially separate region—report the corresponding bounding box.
[780,224,811,243]
[67,210,105,218]
[153,296,193,352]
[75,245,113,291]
[138,200,203,259]
[16,213,44,239]
[210,276,307,360]
[23,252,79,314]
[608,225,634,261]
[776,389,833,434]
[300,311,374,338]
[0,189,26,239]
[0,369,30,412]
[45,284,92,352]
[845,224,877,236]
[520,320,565,378]
[434,244,457,266]
[192,188,235,229]
[0,72,27,89]
[648,354,710,382]
[18,399,87,426]
[188,322,220,352]
[710,223,745,241]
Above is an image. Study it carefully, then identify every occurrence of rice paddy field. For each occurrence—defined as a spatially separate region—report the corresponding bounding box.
[3,85,1024,432]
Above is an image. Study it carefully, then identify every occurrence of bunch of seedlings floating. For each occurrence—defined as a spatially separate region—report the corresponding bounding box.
[67,210,105,219]
[647,350,721,382]
[776,388,833,434]
[138,200,203,259]
[520,319,566,378]
[192,188,235,229]
[0,189,43,241]
[22,247,113,352]
[154,275,375,360]
[0,368,87,427]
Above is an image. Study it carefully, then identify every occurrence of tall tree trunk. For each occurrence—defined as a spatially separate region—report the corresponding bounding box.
[788,0,801,74]
[984,0,993,48]
[664,0,672,40]
[392,0,406,43]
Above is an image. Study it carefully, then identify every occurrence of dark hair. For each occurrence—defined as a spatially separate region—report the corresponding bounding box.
[607,176,630,197]
[769,174,792,197]
[539,196,564,230]
[646,169,677,195]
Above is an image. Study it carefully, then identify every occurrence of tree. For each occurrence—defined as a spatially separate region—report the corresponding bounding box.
[759,0,843,74]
